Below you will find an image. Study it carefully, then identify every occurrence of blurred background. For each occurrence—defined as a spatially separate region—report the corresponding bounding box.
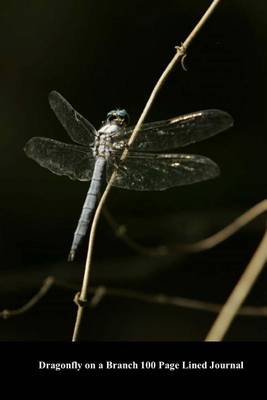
[0,0,267,341]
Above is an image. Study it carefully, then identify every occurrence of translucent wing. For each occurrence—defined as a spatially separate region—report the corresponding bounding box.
[24,137,95,181]
[114,109,233,152]
[107,153,220,191]
[49,91,97,146]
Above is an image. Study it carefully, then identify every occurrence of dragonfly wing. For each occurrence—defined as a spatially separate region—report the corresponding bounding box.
[119,109,233,151]
[24,137,95,181]
[49,91,97,146]
[106,153,220,191]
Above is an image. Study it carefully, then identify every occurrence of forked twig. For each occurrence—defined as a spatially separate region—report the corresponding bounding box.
[86,286,267,318]
[103,207,164,256]
[3,277,267,323]
[205,229,267,341]
[103,200,267,256]
[72,0,223,342]
[0,276,54,319]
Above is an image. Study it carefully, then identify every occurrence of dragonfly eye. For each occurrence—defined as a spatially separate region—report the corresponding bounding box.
[107,114,117,121]
[107,111,117,122]
[116,110,129,125]
[107,109,129,125]
[119,110,129,125]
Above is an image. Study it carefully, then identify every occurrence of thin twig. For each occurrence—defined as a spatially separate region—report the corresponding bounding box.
[0,276,54,319]
[86,286,267,317]
[205,229,267,341]
[2,276,267,324]
[103,207,166,256]
[72,0,223,342]
[103,200,267,256]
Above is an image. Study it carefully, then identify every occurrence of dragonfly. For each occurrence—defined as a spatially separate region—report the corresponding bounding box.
[24,91,234,261]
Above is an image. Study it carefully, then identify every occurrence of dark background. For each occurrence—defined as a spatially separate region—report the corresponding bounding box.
[0,0,266,341]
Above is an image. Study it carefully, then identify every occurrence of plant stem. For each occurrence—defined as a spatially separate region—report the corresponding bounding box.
[104,200,267,256]
[205,229,267,341]
[72,0,223,342]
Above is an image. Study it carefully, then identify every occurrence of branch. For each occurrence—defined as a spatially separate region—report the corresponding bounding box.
[205,229,267,341]
[0,276,54,319]
[85,286,267,318]
[3,277,267,324]
[72,0,223,342]
[103,200,267,256]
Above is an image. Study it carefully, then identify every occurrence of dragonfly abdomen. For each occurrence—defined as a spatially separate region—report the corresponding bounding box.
[68,156,106,261]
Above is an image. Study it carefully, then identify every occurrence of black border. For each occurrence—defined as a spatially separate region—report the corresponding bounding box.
[0,341,265,376]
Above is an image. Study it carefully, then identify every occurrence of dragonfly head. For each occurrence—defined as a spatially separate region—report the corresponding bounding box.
[106,109,129,126]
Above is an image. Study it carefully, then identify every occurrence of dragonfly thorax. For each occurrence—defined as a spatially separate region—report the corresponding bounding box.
[95,118,127,158]
[93,132,113,159]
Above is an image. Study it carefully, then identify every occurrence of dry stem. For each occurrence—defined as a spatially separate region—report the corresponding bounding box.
[72,0,223,342]
[205,229,267,341]
[0,276,54,319]
[4,277,267,322]
[103,200,267,256]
